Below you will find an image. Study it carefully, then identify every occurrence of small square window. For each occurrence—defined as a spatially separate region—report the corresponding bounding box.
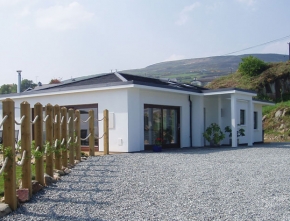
[254,111,258,129]
[240,109,245,125]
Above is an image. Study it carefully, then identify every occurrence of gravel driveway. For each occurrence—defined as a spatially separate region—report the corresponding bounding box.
[3,143,290,220]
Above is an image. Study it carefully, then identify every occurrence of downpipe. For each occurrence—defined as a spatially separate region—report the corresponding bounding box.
[188,95,192,147]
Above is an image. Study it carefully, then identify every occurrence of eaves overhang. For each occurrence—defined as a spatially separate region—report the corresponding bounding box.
[252,99,275,106]
[0,81,134,101]
[202,87,256,96]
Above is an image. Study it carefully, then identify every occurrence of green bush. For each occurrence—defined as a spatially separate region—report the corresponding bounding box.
[203,123,225,145]
[238,56,268,77]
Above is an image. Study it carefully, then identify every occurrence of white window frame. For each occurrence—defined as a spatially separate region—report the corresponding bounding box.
[254,111,258,129]
[240,109,245,125]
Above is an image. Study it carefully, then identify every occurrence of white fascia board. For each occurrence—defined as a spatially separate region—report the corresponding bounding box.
[253,100,275,106]
[0,83,202,102]
[132,84,202,96]
[0,84,135,101]
[203,90,256,96]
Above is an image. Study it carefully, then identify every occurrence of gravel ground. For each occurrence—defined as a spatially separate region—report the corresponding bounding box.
[3,143,290,221]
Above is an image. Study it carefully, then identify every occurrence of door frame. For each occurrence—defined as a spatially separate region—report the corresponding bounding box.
[144,104,180,150]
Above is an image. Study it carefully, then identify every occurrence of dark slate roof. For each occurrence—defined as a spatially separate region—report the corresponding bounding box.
[34,73,122,91]
[0,72,260,98]
[24,72,206,94]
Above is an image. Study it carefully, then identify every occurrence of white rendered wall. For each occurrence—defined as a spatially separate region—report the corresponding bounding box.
[203,97,219,145]
[236,99,248,144]
[2,89,130,152]
[127,88,142,152]
[137,88,192,149]
[0,88,267,152]
[191,95,204,147]
[253,104,263,142]
[203,94,264,145]
[221,99,232,145]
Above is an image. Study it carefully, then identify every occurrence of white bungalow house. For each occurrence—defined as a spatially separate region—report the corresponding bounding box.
[0,72,273,152]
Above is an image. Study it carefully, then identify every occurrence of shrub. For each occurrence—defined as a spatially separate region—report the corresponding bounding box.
[238,56,268,77]
[203,123,225,145]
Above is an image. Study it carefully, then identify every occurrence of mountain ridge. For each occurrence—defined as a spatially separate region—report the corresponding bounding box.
[122,53,288,82]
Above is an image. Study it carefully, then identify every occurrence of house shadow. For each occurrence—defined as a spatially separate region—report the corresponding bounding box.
[6,160,121,221]
[141,142,290,155]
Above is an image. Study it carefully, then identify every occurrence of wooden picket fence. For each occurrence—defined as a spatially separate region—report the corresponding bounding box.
[0,98,109,210]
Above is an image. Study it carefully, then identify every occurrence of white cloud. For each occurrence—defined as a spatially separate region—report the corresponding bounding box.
[19,7,31,17]
[164,54,186,62]
[0,0,21,7]
[175,2,201,25]
[35,2,94,31]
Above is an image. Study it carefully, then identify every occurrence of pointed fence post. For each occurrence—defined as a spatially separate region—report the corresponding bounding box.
[75,110,81,161]
[89,109,95,156]
[68,109,74,165]
[21,101,32,198]
[34,103,44,186]
[61,107,68,167]
[3,98,17,210]
[54,105,61,170]
[45,104,54,177]
[103,109,109,155]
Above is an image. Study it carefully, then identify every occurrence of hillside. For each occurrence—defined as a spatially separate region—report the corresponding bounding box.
[122,54,288,83]
[207,61,290,101]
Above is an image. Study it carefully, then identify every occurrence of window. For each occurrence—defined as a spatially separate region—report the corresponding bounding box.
[254,111,258,129]
[240,109,245,125]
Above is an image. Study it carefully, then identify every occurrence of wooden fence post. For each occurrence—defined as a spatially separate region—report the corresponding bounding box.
[68,109,74,165]
[45,104,54,177]
[61,107,68,168]
[21,101,32,198]
[3,98,17,210]
[75,110,81,161]
[89,109,95,156]
[54,105,61,170]
[103,109,109,155]
[34,103,44,186]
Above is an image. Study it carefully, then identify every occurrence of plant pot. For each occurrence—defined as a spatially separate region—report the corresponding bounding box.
[153,145,162,152]
[209,141,221,147]
[229,139,239,146]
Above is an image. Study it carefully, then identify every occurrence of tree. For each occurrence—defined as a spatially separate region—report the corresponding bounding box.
[238,56,268,77]
[49,78,61,84]
[21,79,37,92]
[0,84,17,94]
[0,79,36,94]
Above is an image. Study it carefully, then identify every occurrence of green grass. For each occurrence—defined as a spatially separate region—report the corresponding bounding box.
[0,163,45,196]
[262,100,290,116]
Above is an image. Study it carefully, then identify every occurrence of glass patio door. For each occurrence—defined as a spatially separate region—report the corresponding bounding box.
[144,105,180,149]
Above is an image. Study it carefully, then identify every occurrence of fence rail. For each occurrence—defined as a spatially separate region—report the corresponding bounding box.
[0,98,109,211]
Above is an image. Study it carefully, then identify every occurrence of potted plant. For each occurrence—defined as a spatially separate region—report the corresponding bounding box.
[153,137,162,152]
[163,127,173,144]
[203,123,225,146]
[224,126,245,145]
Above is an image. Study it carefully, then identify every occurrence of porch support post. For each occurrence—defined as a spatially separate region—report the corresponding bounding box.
[231,94,237,147]
[248,99,253,146]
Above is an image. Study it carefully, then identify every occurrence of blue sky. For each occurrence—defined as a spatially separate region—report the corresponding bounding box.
[0,0,289,85]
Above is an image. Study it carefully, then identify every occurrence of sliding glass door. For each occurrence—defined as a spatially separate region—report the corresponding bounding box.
[144,105,180,149]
